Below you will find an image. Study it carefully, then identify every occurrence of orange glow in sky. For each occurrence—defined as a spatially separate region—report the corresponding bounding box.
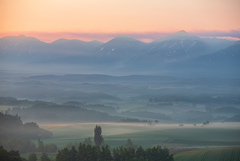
[0,0,240,42]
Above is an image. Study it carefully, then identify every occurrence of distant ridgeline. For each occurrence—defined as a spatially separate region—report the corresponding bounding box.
[148,95,240,104]
[0,112,52,139]
[1,96,240,123]
[4,99,120,123]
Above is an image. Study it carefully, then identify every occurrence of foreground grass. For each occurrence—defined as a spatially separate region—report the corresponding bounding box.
[174,147,240,161]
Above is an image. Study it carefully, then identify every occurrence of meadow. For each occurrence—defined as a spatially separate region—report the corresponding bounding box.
[33,122,240,160]
[39,122,240,149]
[174,147,240,161]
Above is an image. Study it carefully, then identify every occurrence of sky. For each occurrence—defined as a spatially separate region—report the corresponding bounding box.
[0,0,240,42]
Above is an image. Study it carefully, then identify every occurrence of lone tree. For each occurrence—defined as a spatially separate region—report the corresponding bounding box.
[94,125,103,146]
[125,139,134,148]
[40,153,50,161]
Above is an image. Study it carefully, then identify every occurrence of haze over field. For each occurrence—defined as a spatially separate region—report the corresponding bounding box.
[0,0,240,161]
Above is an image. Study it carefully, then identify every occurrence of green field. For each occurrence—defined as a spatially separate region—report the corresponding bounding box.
[39,122,240,149]
[22,122,240,160]
[174,147,240,161]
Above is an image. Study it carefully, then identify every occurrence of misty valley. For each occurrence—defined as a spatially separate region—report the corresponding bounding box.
[1,74,240,124]
[0,31,240,160]
[0,73,240,161]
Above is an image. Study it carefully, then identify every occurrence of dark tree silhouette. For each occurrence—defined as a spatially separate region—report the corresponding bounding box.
[94,125,103,146]
[38,139,45,152]
[28,153,37,161]
[83,137,92,145]
[0,146,22,161]
[135,146,145,159]
[125,139,133,148]
[56,147,78,161]
[56,143,174,161]
[40,152,51,161]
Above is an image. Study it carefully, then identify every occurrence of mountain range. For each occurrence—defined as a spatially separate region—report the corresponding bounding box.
[0,31,239,77]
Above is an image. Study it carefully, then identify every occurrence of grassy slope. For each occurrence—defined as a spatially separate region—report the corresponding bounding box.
[174,147,240,161]
[105,127,240,148]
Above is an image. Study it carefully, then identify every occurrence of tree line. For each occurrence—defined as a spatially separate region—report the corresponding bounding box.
[2,143,174,161]
[56,143,174,161]
[0,145,53,161]
[56,125,174,161]
[148,94,239,104]
[0,135,58,154]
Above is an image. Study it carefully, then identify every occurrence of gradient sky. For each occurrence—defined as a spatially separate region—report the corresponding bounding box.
[0,0,240,42]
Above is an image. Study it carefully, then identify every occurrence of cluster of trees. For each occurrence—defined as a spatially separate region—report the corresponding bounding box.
[0,143,175,161]
[56,144,173,161]
[123,139,138,149]
[0,112,52,139]
[28,152,52,161]
[120,118,146,123]
[202,121,210,126]
[0,145,23,161]
[0,135,36,153]
[0,136,57,154]
[0,113,57,153]
[0,145,53,161]
[120,118,160,126]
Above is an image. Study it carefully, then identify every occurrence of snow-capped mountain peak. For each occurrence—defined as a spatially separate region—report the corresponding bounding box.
[97,35,146,55]
[154,30,201,43]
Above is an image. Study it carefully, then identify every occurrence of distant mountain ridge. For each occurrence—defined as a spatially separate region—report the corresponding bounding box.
[97,35,146,56]
[0,31,235,56]
[0,31,239,77]
[153,30,201,42]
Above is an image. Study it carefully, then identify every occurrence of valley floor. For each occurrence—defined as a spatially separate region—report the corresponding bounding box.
[39,122,240,149]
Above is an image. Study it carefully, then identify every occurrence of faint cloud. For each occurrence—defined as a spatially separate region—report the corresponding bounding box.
[193,30,240,40]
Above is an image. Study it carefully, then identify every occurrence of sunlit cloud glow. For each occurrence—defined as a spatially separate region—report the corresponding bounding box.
[0,0,240,42]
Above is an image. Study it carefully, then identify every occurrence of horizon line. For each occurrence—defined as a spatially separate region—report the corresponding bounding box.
[0,30,240,43]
